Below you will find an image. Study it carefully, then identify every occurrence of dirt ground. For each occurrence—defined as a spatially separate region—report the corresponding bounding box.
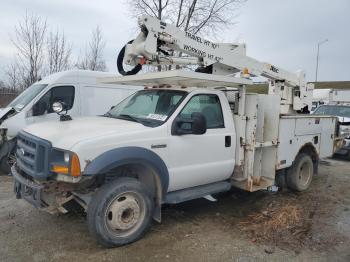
[0,159,349,262]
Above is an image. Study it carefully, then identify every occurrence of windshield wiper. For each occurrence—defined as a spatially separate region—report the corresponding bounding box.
[102,112,113,118]
[118,114,147,126]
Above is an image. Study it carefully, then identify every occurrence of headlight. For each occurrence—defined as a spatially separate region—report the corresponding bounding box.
[51,149,81,177]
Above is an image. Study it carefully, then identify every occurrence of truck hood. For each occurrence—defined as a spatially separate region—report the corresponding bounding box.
[23,116,149,149]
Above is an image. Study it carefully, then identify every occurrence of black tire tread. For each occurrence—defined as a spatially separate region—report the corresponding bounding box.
[0,157,11,175]
[87,177,153,247]
[286,153,314,192]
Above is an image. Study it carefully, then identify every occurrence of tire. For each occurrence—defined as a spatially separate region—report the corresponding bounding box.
[275,171,287,191]
[0,153,15,175]
[87,177,153,247]
[286,153,314,191]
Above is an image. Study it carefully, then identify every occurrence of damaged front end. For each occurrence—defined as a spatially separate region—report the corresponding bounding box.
[0,128,17,172]
[0,108,18,169]
[12,165,94,214]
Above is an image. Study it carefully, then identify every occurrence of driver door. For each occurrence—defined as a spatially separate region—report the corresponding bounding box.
[167,94,235,192]
[31,85,77,123]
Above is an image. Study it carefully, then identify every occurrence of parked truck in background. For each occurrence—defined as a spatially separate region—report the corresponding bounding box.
[311,89,350,112]
[0,70,141,174]
[12,16,340,247]
[311,89,350,158]
[313,104,350,159]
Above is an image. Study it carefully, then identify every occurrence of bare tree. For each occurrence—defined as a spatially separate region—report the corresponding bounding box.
[128,0,246,37]
[129,0,170,20]
[12,12,47,87]
[4,59,27,92]
[5,62,20,92]
[76,26,107,71]
[47,30,72,74]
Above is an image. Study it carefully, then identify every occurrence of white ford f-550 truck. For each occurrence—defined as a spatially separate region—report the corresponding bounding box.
[12,16,340,247]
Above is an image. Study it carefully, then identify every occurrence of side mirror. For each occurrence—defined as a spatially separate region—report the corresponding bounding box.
[32,101,47,116]
[172,112,207,136]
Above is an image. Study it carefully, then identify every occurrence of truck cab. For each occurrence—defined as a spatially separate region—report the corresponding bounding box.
[0,70,141,173]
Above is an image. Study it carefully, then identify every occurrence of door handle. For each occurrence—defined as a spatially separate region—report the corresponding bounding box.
[225,136,231,147]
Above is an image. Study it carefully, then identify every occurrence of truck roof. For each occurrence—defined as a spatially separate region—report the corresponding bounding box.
[100,70,252,89]
[38,70,119,86]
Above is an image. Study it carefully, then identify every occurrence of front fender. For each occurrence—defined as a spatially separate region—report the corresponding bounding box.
[83,146,169,196]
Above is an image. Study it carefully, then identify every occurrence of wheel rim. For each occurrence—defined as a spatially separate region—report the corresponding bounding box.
[298,160,312,187]
[104,192,146,237]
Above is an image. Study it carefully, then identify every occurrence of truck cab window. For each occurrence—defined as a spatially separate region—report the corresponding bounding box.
[180,94,224,129]
[34,86,75,115]
[107,90,187,127]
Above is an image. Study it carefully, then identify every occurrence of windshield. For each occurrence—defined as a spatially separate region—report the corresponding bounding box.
[105,89,187,127]
[314,105,350,118]
[7,84,48,111]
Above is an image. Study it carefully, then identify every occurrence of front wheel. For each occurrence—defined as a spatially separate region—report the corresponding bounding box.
[87,177,153,247]
[286,153,314,191]
[0,153,15,175]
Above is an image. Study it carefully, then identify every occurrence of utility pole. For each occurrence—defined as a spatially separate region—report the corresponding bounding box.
[315,39,328,82]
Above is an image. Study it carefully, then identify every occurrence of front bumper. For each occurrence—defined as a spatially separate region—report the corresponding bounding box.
[12,165,89,213]
[12,166,46,208]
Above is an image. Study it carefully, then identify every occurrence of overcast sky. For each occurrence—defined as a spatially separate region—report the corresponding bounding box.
[0,0,349,82]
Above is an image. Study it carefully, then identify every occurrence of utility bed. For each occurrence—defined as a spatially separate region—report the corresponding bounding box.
[230,92,337,192]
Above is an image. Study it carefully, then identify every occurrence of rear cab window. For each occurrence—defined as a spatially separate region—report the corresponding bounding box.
[179,94,225,129]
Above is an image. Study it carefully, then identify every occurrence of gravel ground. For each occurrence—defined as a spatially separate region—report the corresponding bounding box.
[0,158,349,262]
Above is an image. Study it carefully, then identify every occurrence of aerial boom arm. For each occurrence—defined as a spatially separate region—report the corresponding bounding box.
[121,15,312,113]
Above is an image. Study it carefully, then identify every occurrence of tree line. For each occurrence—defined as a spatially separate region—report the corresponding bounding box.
[1,12,107,93]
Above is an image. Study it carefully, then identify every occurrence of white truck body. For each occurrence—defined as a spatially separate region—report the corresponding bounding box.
[101,71,337,192]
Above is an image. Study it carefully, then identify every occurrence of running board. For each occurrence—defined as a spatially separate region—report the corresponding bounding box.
[164,181,231,204]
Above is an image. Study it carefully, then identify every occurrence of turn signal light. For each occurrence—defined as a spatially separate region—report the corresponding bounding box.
[51,153,81,177]
[52,165,69,174]
[70,153,81,177]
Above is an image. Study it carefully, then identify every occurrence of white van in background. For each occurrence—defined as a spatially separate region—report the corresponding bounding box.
[0,70,142,173]
[311,89,330,112]
[311,89,350,112]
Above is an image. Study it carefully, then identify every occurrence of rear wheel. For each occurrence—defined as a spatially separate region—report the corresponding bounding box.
[286,153,314,191]
[87,177,153,247]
